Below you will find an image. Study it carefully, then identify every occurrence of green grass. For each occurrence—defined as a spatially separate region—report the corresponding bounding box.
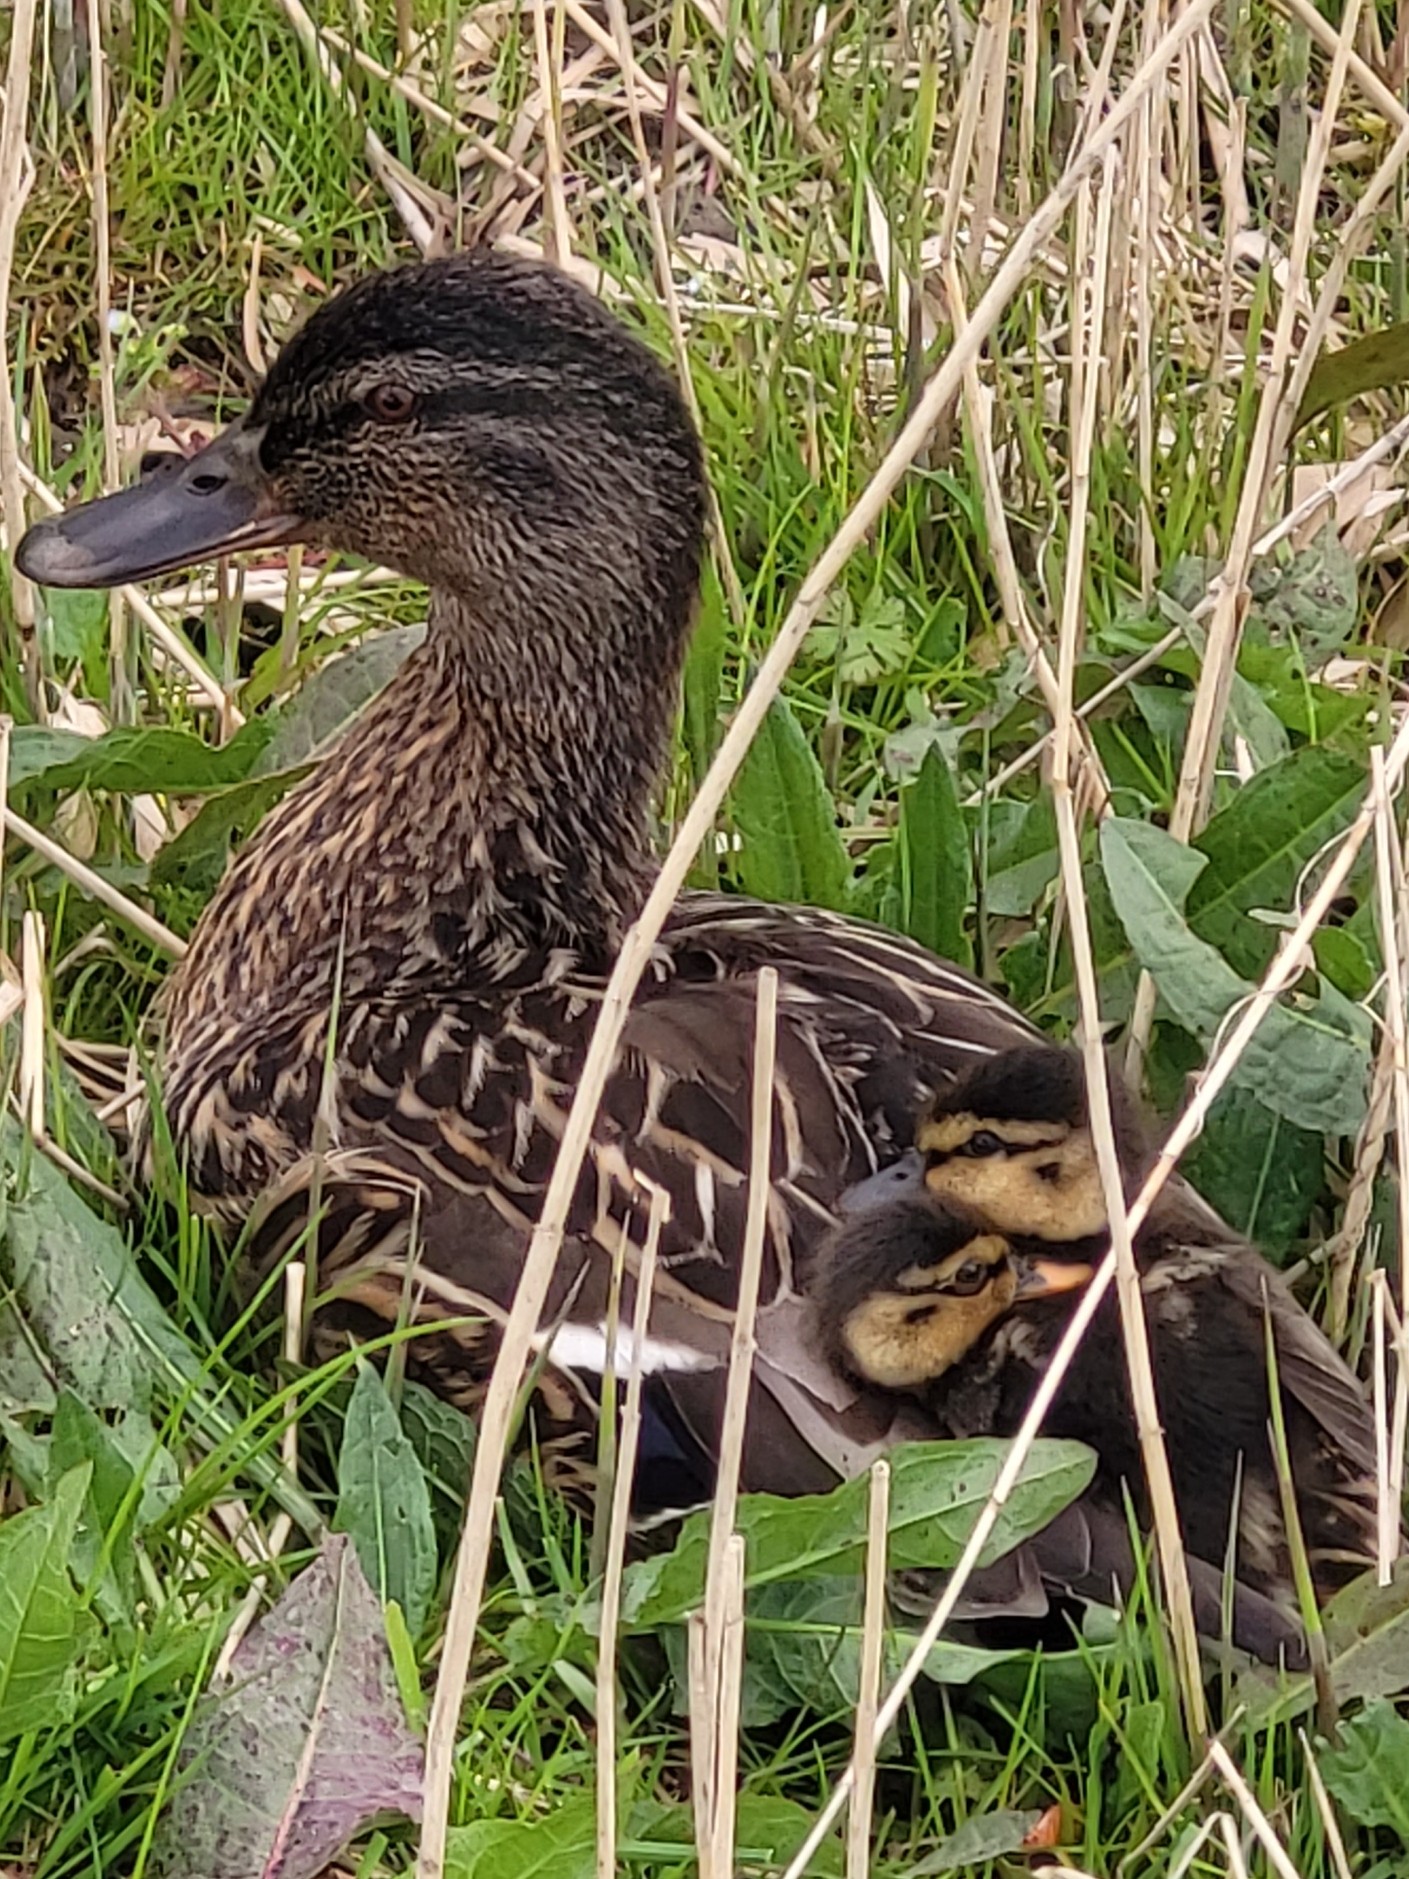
[5,0,1409,1871]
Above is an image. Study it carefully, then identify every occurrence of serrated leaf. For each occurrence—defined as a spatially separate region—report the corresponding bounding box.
[0,1464,90,1740]
[1099,817,1368,1134]
[897,746,973,966]
[621,1437,1094,1628]
[250,624,425,776]
[1188,748,1367,977]
[8,722,271,795]
[149,1534,423,1879]
[149,769,310,897]
[904,1808,1044,1873]
[747,1576,1022,1710]
[729,693,849,910]
[1320,1700,1409,1842]
[334,1363,438,1638]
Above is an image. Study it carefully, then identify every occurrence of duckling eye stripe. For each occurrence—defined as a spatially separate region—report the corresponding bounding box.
[918,1114,1068,1156]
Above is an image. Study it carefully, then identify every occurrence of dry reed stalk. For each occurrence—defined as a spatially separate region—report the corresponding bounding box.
[213,1263,306,1681]
[559,0,743,181]
[938,1,998,266]
[532,0,572,263]
[4,806,187,958]
[694,968,778,1874]
[1280,0,1409,129]
[969,0,1013,272]
[19,910,43,1138]
[415,15,1224,1869]
[1168,0,1361,846]
[1051,148,1206,1735]
[601,0,746,628]
[272,0,437,254]
[594,1185,668,1879]
[1371,746,1409,1561]
[1208,1741,1307,1879]
[0,0,39,712]
[320,32,538,187]
[1301,1731,1355,1879]
[1372,1268,1394,1577]
[83,0,128,724]
[1327,1023,1394,1339]
[846,1459,890,1879]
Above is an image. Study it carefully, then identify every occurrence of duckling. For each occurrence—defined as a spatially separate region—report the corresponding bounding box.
[18,251,1044,1529]
[812,1196,1315,1663]
[911,1045,1380,1606]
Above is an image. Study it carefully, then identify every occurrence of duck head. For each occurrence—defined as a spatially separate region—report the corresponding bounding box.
[918,1045,1145,1242]
[814,1196,1091,1391]
[18,250,708,672]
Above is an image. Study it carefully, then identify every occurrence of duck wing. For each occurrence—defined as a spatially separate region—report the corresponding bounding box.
[1142,1220,1376,1479]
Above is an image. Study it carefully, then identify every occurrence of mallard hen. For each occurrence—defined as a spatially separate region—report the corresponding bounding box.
[19,250,1047,1517]
[897,1045,1380,1612]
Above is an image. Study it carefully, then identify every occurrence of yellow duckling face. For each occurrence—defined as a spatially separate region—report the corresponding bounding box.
[918,1109,1108,1241]
[819,1201,1091,1391]
[916,1044,1140,1242]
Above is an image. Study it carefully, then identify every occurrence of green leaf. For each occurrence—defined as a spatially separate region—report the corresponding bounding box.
[983,797,1058,918]
[1099,817,1368,1134]
[149,768,310,897]
[747,1576,1022,1709]
[446,1793,597,1879]
[1296,318,1409,427]
[680,565,727,789]
[44,587,109,668]
[905,1808,1045,1872]
[250,622,425,776]
[1251,525,1359,665]
[50,1387,138,1617]
[335,1362,439,1638]
[7,722,271,795]
[0,1464,90,1740]
[729,692,849,910]
[1320,1700,1409,1843]
[897,746,973,966]
[625,1796,844,1877]
[1188,747,1366,977]
[621,1437,1094,1628]
[1182,1086,1323,1257]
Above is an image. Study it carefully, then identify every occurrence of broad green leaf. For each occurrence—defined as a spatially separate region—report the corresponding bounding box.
[8,721,271,795]
[50,1387,138,1617]
[1251,525,1359,666]
[1188,747,1366,977]
[149,768,310,897]
[897,745,973,966]
[621,1437,1094,1628]
[44,587,109,667]
[1183,1086,1323,1257]
[446,1794,596,1879]
[983,797,1058,919]
[1320,1700,1409,1843]
[149,1535,422,1879]
[0,1464,89,1740]
[905,1808,1045,1872]
[1099,818,1368,1134]
[626,1795,843,1877]
[747,1576,1022,1707]
[1238,1560,1409,1729]
[0,1124,321,1534]
[729,692,849,910]
[1296,318,1409,427]
[250,622,425,776]
[334,1362,438,1638]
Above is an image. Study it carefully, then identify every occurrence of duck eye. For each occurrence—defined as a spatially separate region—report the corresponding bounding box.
[946,1260,990,1296]
[364,383,419,424]
[962,1129,1005,1158]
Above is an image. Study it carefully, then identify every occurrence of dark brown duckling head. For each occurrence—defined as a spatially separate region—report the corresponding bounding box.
[916,1044,1146,1241]
[811,1194,1090,1393]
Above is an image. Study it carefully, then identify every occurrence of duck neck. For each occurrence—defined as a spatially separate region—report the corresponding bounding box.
[171,582,687,1032]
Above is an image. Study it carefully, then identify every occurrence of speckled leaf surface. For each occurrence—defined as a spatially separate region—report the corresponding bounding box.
[150,1534,423,1879]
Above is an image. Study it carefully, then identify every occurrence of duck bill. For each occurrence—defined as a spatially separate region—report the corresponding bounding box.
[15,421,305,589]
[1015,1257,1094,1300]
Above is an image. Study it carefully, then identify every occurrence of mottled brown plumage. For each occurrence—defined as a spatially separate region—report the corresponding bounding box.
[19,251,1047,1531]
